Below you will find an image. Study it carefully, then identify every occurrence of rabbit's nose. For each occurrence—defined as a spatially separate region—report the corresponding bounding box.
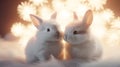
[55,31,60,37]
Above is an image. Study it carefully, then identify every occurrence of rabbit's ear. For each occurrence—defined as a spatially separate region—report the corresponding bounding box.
[30,14,43,28]
[51,12,57,19]
[82,10,93,28]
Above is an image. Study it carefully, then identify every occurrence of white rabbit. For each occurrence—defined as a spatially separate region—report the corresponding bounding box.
[25,13,62,63]
[64,10,102,62]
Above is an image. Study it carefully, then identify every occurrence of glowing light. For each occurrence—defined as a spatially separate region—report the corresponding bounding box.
[30,0,48,6]
[56,9,74,32]
[75,4,89,18]
[101,9,115,22]
[11,23,37,47]
[65,0,80,10]
[90,12,108,39]
[88,0,107,10]
[18,2,36,21]
[111,17,120,29]
[60,40,70,60]
[109,33,120,46]
[39,6,53,20]
[11,22,25,37]
[18,24,37,47]
[52,0,65,11]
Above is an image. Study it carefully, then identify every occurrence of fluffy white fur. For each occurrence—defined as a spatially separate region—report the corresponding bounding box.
[83,59,120,67]
[0,58,120,67]
[25,14,62,63]
[64,10,102,62]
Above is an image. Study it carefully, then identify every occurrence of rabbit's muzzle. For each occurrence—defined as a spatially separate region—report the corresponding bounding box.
[53,31,62,39]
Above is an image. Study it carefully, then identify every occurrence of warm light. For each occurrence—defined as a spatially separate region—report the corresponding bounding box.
[60,40,70,60]
[18,24,37,47]
[52,0,65,11]
[18,2,36,21]
[39,6,53,20]
[75,4,89,19]
[62,40,67,60]
[30,0,48,6]
[111,17,120,29]
[65,0,80,9]
[88,0,107,10]
[101,9,114,22]
[11,22,25,37]
[11,23,37,47]
[56,9,74,32]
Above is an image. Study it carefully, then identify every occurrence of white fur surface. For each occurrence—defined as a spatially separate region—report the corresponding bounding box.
[64,10,102,62]
[25,15,62,63]
[0,58,120,67]
[83,59,120,67]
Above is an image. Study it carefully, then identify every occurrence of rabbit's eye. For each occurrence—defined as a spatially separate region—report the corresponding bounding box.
[73,31,78,34]
[47,28,50,32]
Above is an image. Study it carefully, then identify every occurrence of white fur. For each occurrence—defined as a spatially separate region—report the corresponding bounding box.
[0,58,120,67]
[83,59,120,67]
[64,10,102,62]
[25,14,62,63]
